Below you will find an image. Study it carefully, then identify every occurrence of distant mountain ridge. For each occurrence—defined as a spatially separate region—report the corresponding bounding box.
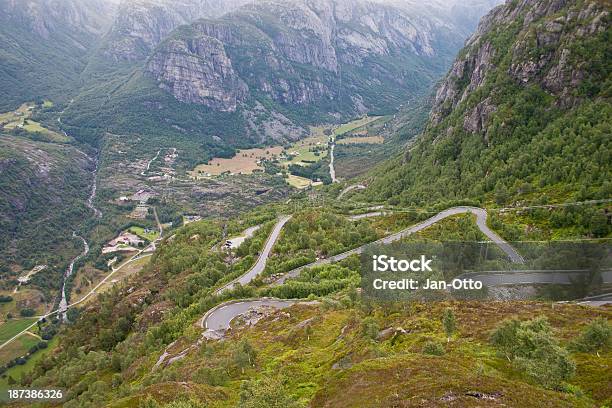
[58,0,500,147]
[1,0,500,147]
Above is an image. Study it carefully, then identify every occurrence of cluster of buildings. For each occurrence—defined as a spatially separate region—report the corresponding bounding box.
[102,231,145,254]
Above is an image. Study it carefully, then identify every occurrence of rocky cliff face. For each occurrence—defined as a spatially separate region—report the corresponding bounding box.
[0,0,117,44]
[363,0,611,205]
[430,0,609,134]
[102,0,250,61]
[147,33,248,111]
[145,0,481,116]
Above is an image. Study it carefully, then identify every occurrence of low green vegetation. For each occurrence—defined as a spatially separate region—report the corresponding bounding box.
[128,226,159,242]
[333,116,383,136]
[491,316,576,389]
[263,209,379,276]
[0,319,36,344]
[571,318,612,355]
[7,201,609,407]
[0,135,92,288]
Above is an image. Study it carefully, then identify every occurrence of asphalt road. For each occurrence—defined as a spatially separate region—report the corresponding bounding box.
[338,184,366,199]
[458,269,612,286]
[199,207,530,339]
[214,216,292,295]
[202,299,299,331]
[274,206,525,285]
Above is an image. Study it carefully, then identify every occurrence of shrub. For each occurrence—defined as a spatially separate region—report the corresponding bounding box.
[238,377,302,408]
[361,317,379,340]
[571,318,611,354]
[422,340,445,356]
[19,308,35,317]
[194,367,228,386]
[490,316,575,389]
[442,308,457,342]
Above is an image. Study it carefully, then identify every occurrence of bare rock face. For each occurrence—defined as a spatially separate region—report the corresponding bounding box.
[144,0,483,115]
[147,35,248,112]
[430,0,609,129]
[102,0,250,62]
[431,40,495,125]
[0,0,117,42]
[463,97,496,137]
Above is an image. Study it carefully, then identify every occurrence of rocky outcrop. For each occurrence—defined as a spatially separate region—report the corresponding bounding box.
[430,0,609,132]
[102,0,250,62]
[0,0,116,43]
[147,34,248,112]
[145,0,494,118]
[463,97,496,138]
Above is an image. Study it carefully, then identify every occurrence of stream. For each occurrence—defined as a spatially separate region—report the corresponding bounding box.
[329,142,338,183]
[56,103,101,319]
[58,233,89,321]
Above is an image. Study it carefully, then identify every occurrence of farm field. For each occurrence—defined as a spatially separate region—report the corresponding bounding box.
[128,226,159,241]
[333,115,382,136]
[0,337,59,396]
[282,129,330,167]
[337,135,384,145]
[0,319,37,344]
[1,102,69,143]
[75,256,151,306]
[69,264,108,303]
[0,332,39,366]
[190,146,283,177]
[0,103,33,126]
[286,174,317,189]
[0,289,49,319]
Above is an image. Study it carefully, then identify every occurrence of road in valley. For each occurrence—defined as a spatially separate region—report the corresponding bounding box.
[0,207,165,351]
[457,269,612,287]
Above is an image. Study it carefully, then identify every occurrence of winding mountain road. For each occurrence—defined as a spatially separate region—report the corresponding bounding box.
[338,184,366,199]
[274,206,524,285]
[201,298,303,339]
[213,216,292,295]
[200,206,529,339]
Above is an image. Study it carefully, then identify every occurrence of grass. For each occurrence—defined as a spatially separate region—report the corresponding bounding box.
[0,288,50,317]
[190,146,283,177]
[146,300,610,408]
[0,334,39,365]
[334,116,382,136]
[282,131,329,167]
[69,264,108,303]
[286,174,315,189]
[129,226,160,242]
[0,102,69,143]
[86,256,151,303]
[0,337,59,397]
[336,136,384,145]
[0,319,37,344]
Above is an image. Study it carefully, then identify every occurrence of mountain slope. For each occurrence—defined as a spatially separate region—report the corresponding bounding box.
[0,135,94,285]
[0,0,117,110]
[63,0,498,147]
[361,0,611,207]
